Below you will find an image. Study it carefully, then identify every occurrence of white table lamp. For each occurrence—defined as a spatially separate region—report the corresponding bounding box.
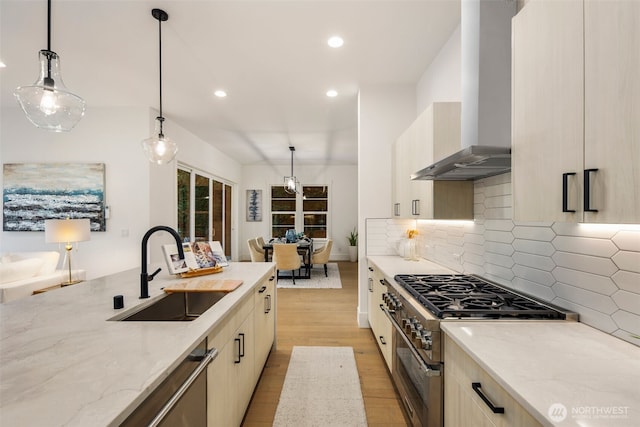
[45,218,90,285]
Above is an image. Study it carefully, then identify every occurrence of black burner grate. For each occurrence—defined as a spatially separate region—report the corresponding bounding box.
[394,274,565,319]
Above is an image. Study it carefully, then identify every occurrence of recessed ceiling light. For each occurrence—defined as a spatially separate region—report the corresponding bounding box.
[214,90,227,98]
[327,36,344,48]
[326,89,338,98]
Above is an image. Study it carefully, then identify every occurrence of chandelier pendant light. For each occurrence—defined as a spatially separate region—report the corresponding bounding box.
[141,8,178,165]
[14,0,86,132]
[284,146,300,194]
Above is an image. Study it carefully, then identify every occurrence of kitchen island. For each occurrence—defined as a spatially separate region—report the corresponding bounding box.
[0,262,275,427]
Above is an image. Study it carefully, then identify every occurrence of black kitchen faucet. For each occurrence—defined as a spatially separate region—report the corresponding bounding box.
[140,226,184,299]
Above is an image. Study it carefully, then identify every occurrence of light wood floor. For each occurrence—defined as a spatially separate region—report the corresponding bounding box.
[242,261,408,426]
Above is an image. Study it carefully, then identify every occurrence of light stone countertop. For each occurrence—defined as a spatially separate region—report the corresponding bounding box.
[0,262,275,427]
[367,255,457,279]
[367,255,640,427]
[442,322,640,427]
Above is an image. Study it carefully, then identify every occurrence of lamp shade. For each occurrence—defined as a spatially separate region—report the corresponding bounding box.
[45,218,91,244]
[14,50,86,132]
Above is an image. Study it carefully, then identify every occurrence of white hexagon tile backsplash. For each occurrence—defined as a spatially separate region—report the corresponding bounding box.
[366,173,640,346]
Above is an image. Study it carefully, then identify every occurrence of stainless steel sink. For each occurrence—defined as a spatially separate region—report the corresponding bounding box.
[111,292,226,321]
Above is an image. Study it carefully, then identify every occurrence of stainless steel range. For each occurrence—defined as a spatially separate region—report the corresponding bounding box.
[381,273,577,427]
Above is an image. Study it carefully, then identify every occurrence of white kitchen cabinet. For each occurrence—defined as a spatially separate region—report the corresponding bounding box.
[254,273,276,374]
[207,268,276,427]
[512,0,640,223]
[444,335,542,427]
[367,262,392,371]
[392,102,473,219]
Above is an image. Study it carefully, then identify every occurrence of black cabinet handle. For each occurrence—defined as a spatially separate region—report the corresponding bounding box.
[472,382,504,414]
[239,333,245,358]
[584,169,599,212]
[234,338,241,364]
[412,199,420,216]
[562,172,576,212]
[368,267,373,272]
[379,336,386,345]
[258,286,267,293]
[269,276,275,281]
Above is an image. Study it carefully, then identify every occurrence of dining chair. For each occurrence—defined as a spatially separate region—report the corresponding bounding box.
[272,243,302,284]
[311,239,333,277]
[247,239,264,262]
[255,236,269,261]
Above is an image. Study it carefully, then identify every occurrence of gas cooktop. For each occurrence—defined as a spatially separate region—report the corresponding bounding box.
[394,274,571,320]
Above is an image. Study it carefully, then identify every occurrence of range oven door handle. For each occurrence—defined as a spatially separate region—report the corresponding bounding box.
[381,305,440,377]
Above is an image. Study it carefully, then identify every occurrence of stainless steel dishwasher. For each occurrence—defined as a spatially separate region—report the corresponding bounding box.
[120,339,217,427]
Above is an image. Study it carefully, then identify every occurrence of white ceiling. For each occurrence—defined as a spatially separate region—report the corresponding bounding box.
[0,0,460,166]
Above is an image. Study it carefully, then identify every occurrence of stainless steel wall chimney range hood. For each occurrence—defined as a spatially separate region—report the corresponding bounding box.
[413,0,515,181]
[411,145,511,181]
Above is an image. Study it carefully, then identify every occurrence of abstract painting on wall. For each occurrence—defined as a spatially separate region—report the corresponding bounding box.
[246,189,262,222]
[3,163,106,231]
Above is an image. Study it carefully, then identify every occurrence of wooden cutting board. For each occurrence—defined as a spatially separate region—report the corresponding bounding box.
[163,279,244,293]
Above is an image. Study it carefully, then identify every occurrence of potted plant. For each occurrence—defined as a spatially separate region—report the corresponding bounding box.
[347,228,358,262]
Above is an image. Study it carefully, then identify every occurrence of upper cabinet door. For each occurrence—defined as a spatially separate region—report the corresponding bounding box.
[583,0,640,223]
[512,0,584,222]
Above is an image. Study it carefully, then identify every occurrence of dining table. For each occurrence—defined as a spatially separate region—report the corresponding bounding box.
[262,238,313,279]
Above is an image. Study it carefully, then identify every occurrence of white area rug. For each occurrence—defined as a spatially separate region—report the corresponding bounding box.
[276,263,342,289]
[273,346,368,427]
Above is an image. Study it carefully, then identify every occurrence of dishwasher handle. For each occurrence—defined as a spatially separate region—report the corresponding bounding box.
[147,347,218,427]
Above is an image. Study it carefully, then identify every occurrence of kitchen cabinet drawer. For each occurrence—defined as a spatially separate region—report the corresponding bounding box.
[444,335,542,427]
[367,262,393,372]
[254,271,276,374]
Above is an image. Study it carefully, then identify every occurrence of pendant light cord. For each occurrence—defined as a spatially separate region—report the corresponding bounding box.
[47,0,51,51]
[157,13,164,136]
[45,0,53,82]
[158,14,163,122]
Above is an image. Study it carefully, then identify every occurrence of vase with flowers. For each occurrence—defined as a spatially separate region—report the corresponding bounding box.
[400,229,419,261]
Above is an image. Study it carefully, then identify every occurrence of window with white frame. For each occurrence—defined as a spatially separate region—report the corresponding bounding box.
[270,185,329,239]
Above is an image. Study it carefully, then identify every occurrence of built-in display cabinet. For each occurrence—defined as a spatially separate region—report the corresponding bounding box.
[392,102,474,220]
[512,0,640,223]
[207,269,276,426]
[367,263,393,371]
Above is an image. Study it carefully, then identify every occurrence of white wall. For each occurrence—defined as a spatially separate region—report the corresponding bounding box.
[417,24,462,113]
[1,106,243,279]
[357,84,416,326]
[240,164,357,261]
[1,107,150,280]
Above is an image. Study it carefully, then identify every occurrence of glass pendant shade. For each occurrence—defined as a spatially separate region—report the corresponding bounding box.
[283,146,299,194]
[142,119,178,165]
[14,50,85,132]
[284,176,299,194]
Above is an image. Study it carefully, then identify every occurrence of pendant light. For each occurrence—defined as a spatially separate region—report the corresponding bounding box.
[14,0,85,132]
[284,146,300,194]
[141,8,178,165]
